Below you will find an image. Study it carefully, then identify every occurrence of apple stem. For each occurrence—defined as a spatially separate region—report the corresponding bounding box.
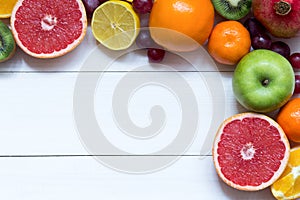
[262,79,269,86]
[274,0,292,16]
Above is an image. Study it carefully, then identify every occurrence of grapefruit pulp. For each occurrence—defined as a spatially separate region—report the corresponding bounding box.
[10,0,87,58]
[213,112,290,191]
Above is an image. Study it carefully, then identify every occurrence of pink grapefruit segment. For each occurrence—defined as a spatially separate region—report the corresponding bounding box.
[11,0,87,58]
[213,112,290,191]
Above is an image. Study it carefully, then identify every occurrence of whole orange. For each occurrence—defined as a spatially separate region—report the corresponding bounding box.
[277,98,300,143]
[149,0,214,52]
[207,20,251,65]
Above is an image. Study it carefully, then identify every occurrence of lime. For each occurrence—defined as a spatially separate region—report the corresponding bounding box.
[91,0,140,50]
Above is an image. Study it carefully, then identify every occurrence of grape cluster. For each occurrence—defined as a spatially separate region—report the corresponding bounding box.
[133,1,166,63]
[244,17,300,95]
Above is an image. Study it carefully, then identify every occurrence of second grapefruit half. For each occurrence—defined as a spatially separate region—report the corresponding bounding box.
[213,112,290,191]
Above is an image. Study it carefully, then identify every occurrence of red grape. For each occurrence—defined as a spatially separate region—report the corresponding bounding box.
[147,48,165,62]
[132,0,153,14]
[251,33,272,50]
[82,0,107,18]
[136,30,157,48]
[243,17,266,37]
[139,13,150,27]
[270,41,291,58]
[289,53,300,70]
[294,75,300,94]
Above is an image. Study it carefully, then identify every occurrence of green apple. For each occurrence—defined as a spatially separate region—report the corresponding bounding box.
[232,49,295,113]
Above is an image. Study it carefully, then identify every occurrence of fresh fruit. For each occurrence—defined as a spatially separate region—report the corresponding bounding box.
[232,49,295,113]
[11,0,87,58]
[295,75,300,94]
[277,98,300,142]
[82,0,107,18]
[139,13,150,27]
[132,0,153,14]
[252,0,300,38]
[271,146,300,200]
[251,33,272,50]
[0,0,18,18]
[147,48,165,62]
[0,21,16,62]
[289,53,300,69]
[91,0,140,50]
[213,112,290,191]
[135,29,158,49]
[149,0,214,52]
[243,17,266,38]
[207,20,251,65]
[212,0,252,20]
[270,41,291,58]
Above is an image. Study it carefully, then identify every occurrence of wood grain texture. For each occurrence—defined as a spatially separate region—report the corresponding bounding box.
[0,19,299,199]
[0,156,274,200]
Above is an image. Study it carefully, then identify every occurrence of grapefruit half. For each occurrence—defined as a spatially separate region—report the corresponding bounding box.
[213,112,290,191]
[10,0,87,58]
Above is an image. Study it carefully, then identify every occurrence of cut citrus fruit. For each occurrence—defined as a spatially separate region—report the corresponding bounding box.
[10,0,87,58]
[213,112,290,191]
[271,146,300,200]
[0,0,18,18]
[91,0,140,50]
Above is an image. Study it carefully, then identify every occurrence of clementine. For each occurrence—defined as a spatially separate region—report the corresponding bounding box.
[277,98,300,143]
[149,0,214,52]
[207,20,251,65]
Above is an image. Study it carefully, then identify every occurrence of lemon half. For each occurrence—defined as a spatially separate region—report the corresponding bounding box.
[91,0,140,50]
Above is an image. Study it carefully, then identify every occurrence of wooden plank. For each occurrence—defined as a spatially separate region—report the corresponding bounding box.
[0,72,297,155]
[0,156,273,199]
[0,71,245,155]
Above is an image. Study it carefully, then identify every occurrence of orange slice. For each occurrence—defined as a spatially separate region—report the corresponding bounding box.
[0,0,18,18]
[271,146,300,200]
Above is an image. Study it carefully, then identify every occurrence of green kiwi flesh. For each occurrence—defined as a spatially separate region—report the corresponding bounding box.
[212,0,252,20]
[0,20,16,63]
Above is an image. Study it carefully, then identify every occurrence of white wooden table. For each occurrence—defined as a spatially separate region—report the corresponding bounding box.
[1,18,299,199]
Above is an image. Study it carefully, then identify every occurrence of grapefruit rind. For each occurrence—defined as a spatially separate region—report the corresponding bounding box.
[10,0,87,58]
[213,112,290,191]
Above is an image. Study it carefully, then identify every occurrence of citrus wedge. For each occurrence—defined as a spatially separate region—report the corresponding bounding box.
[0,0,18,18]
[271,146,300,200]
[91,0,140,50]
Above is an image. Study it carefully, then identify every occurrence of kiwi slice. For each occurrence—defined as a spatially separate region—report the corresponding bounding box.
[0,20,16,63]
[212,0,252,20]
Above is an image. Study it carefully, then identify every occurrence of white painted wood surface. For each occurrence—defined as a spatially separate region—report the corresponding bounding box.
[0,19,299,199]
